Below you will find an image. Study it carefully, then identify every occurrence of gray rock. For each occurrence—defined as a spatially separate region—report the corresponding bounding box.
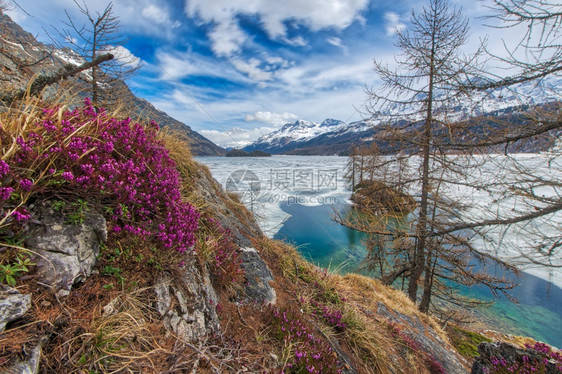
[2,336,48,374]
[192,165,262,247]
[154,257,220,342]
[472,342,561,374]
[25,203,107,296]
[240,247,276,304]
[377,302,469,374]
[0,285,31,333]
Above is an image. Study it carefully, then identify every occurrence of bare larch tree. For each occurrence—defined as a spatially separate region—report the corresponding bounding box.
[57,1,140,105]
[338,0,516,314]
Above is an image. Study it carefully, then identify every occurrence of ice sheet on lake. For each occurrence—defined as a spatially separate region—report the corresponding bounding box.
[196,155,562,288]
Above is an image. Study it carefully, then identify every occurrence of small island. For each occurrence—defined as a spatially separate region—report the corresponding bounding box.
[225,149,272,157]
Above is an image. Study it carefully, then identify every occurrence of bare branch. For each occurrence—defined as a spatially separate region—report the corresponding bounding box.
[1,52,113,104]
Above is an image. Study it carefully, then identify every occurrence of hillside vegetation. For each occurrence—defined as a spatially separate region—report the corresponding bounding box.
[0,94,454,373]
[1,93,560,374]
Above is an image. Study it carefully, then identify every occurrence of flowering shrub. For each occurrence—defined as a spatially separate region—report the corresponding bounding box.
[485,342,562,374]
[200,217,244,288]
[309,300,346,332]
[270,306,342,374]
[0,99,199,253]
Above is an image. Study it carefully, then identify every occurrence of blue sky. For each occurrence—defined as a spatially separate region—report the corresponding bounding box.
[7,0,499,147]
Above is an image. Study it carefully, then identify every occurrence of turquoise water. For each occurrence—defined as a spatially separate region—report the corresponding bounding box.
[274,202,562,348]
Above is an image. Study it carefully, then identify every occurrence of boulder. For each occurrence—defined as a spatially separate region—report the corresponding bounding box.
[154,257,220,342]
[3,336,48,374]
[377,302,469,374]
[240,247,276,304]
[472,342,561,374]
[0,285,31,332]
[25,203,107,296]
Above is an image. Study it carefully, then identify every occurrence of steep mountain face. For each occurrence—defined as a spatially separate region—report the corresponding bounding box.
[0,11,224,156]
[244,80,561,155]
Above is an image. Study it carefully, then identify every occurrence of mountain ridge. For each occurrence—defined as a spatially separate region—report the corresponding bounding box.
[0,11,225,156]
[243,79,561,155]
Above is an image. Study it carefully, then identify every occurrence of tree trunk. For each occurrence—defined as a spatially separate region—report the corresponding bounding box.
[419,250,435,312]
[408,26,436,303]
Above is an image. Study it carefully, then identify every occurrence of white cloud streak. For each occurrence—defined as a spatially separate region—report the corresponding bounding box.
[245,111,299,126]
[384,12,406,36]
[184,0,369,56]
[104,45,142,68]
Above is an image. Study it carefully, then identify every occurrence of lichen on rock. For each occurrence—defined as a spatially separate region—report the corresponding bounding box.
[25,202,107,296]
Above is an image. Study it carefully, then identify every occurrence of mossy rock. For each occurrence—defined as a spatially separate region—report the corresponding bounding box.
[448,325,492,358]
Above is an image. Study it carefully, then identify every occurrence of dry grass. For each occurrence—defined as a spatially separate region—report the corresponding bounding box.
[337,273,446,340]
[254,236,439,374]
[60,290,167,373]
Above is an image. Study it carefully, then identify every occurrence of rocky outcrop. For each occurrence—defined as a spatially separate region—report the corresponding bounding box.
[191,165,262,248]
[3,337,48,374]
[0,285,31,333]
[191,166,276,304]
[240,247,276,304]
[154,258,220,343]
[377,302,469,374]
[472,342,561,374]
[25,203,107,296]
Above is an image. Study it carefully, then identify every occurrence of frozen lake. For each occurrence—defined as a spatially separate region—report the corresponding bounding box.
[197,154,562,288]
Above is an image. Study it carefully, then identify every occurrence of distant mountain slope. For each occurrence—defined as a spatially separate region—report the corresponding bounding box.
[244,80,561,155]
[0,11,224,156]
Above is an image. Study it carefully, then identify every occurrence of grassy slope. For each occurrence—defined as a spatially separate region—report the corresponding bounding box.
[0,94,539,374]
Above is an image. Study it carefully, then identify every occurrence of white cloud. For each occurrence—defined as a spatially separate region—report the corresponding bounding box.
[384,12,406,36]
[104,45,142,68]
[155,50,248,83]
[184,0,369,55]
[284,36,308,47]
[208,20,248,57]
[199,127,277,148]
[275,54,374,94]
[231,58,273,82]
[245,111,299,126]
[327,37,342,47]
[141,4,181,28]
[156,52,197,80]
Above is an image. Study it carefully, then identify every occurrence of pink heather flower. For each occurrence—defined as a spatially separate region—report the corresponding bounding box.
[11,208,30,222]
[62,171,74,181]
[19,179,33,191]
[0,187,13,201]
[16,136,32,152]
[0,160,9,177]
[103,141,114,153]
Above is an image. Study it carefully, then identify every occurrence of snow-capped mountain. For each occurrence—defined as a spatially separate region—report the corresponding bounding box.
[247,119,347,151]
[244,79,561,155]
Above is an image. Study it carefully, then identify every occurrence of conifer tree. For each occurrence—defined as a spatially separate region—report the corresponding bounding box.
[338,0,515,314]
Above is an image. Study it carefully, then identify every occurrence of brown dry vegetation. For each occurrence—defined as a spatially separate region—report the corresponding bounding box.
[0,91,533,374]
